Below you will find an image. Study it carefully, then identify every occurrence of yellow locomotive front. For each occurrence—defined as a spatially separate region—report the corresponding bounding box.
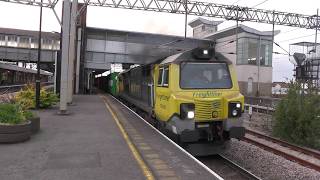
[154,48,245,155]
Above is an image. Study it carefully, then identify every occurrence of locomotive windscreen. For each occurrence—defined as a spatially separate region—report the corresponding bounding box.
[180,62,232,89]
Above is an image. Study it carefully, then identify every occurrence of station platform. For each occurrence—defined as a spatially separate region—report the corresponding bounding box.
[0,95,222,180]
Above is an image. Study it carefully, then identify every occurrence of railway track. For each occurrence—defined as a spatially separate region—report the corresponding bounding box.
[0,82,53,95]
[199,155,261,180]
[0,84,25,95]
[111,95,262,179]
[244,129,320,172]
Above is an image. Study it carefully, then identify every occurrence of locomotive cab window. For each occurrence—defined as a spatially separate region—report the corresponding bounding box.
[180,62,232,89]
[158,66,169,87]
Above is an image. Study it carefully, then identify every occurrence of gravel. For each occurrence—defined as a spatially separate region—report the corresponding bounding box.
[222,139,320,180]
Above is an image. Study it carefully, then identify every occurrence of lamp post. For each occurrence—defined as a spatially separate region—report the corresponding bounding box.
[36,0,43,109]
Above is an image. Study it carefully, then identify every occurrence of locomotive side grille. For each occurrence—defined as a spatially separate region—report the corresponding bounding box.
[195,99,222,120]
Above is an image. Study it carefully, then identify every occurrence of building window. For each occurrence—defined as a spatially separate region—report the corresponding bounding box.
[52,40,60,50]
[202,25,206,31]
[260,40,272,66]
[18,37,30,48]
[7,35,17,47]
[0,35,5,46]
[237,37,272,66]
[42,39,53,49]
[30,38,38,49]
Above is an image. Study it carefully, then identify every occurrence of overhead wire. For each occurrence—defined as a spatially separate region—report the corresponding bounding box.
[277,34,315,43]
[281,27,301,34]
[251,0,271,8]
[231,0,242,5]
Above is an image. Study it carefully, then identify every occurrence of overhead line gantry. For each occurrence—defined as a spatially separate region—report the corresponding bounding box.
[2,0,320,29]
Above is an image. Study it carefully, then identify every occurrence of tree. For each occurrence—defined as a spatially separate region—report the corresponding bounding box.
[273,81,320,150]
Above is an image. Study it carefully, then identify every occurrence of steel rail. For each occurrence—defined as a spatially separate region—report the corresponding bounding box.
[199,154,261,180]
[243,130,320,172]
[217,154,261,180]
[1,0,320,29]
[246,129,320,160]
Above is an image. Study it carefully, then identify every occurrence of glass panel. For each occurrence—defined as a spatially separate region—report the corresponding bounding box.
[42,39,51,49]
[259,40,273,66]
[158,68,163,85]
[18,37,30,48]
[7,36,17,47]
[237,38,250,65]
[52,40,60,50]
[0,35,5,46]
[31,38,38,48]
[180,63,232,89]
[237,37,272,67]
[163,67,169,86]
[248,40,258,65]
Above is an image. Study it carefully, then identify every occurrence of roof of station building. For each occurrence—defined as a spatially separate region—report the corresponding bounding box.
[0,27,60,40]
[188,18,223,28]
[0,62,52,76]
[204,24,281,40]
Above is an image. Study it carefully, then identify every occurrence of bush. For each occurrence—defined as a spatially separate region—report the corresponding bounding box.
[39,88,59,108]
[15,84,59,109]
[273,81,320,150]
[15,85,35,110]
[23,110,35,119]
[0,104,26,125]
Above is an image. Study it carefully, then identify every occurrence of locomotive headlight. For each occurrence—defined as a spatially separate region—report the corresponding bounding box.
[187,111,195,119]
[180,103,195,120]
[236,103,241,108]
[229,102,242,118]
[203,49,208,55]
[232,109,238,116]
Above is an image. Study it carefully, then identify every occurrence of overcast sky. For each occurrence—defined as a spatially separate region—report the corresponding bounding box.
[0,0,319,82]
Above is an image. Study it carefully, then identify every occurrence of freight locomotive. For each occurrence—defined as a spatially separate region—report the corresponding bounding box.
[95,72,118,96]
[99,47,245,156]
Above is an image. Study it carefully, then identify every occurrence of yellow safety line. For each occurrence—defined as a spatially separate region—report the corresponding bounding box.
[102,96,155,180]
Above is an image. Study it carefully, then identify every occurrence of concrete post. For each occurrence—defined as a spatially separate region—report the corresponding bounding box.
[59,0,71,113]
[75,28,81,94]
[67,0,78,103]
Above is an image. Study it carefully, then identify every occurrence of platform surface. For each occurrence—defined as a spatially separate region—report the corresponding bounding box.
[0,95,221,180]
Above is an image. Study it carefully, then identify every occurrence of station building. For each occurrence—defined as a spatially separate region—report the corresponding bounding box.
[189,18,279,97]
[0,28,60,50]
